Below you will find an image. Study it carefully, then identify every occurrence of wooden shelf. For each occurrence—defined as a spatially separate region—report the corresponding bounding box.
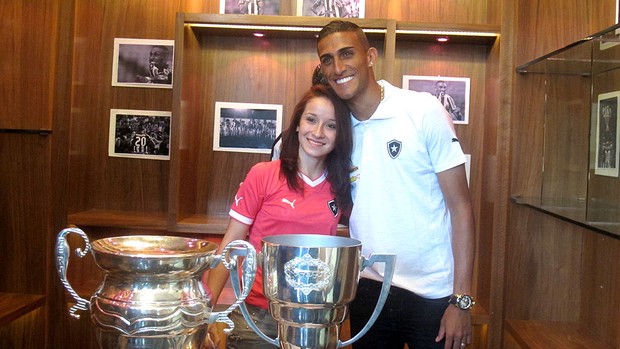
[505,319,614,349]
[0,293,45,327]
[174,214,229,235]
[68,209,168,230]
[395,22,500,45]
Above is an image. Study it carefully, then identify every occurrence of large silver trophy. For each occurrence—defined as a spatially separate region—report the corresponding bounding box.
[231,234,396,349]
[55,227,257,349]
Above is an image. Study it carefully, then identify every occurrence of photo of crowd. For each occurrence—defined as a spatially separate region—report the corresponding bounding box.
[109,110,171,160]
[214,103,282,154]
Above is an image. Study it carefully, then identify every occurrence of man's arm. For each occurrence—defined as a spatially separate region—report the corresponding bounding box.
[435,164,475,348]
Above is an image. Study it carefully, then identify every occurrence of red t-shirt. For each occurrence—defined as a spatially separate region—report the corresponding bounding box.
[229,160,340,309]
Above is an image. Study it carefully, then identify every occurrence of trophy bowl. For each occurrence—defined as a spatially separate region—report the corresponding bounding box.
[231,234,395,349]
[56,227,257,349]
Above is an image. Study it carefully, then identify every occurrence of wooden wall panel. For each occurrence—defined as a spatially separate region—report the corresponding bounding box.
[365,0,494,25]
[540,74,590,217]
[504,206,583,322]
[1,0,58,130]
[66,0,213,215]
[508,3,620,347]
[0,134,50,294]
[580,233,620,348]
[514,0,617,67]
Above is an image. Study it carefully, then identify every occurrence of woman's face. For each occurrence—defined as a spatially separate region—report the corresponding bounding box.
[297,96,337,162]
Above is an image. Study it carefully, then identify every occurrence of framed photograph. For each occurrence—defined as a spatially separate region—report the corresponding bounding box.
[402,75,471,124]
[595,91,620,177]
[108,109,171,160]
[220,0,281,15]
[214,102,283,154]
[112,38,174,88]
[296,0,364,18]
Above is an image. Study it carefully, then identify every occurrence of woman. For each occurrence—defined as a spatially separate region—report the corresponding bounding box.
[203,84,352,349]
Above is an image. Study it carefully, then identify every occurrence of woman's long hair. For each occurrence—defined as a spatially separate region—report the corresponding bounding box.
[279,84,353,212]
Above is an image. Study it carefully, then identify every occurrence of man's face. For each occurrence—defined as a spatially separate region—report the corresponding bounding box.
[150,47,168,69]
[436,82,447,94]
[317,31,371,101]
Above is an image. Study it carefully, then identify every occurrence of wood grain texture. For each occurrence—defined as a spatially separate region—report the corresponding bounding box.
[0,134,50,295]
[505,206,583,322]
[580,233,620,348]
[540,74,590,219]
[505,319,615,349]
[365,0,492,25]
[1,0,58,130]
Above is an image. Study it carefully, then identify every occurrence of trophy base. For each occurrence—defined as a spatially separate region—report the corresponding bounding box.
[278,323,339,349]
[95,327,207,349]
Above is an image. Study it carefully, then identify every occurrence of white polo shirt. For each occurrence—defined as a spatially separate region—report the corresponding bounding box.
[349,80,466,299]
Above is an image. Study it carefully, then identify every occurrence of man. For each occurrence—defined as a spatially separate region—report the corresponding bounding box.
[435,80,464,121]
[137,45,172,84]
[317,20,476,349]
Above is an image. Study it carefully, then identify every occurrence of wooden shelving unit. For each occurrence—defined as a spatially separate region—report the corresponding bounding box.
[0,293,45,328]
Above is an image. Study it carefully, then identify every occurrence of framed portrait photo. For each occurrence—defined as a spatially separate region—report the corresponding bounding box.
[595,91,620,177]
[220,0,281,15]
[296,0,365,18]
[403,75,471,125]
[108,109,171,160]
[214,102,283,154]
[112,38,174,88]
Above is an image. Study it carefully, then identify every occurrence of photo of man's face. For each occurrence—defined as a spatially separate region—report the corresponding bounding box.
[112,39,174,88]
[150,46,170,71]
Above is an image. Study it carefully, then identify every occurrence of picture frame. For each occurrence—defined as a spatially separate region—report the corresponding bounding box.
[296,0,365,18]
[214,102,283,154]
[595,91,620,177]
[112,38,174,88]
[402,75,471,125]
[108,109,171,160]
[220,0,281,15]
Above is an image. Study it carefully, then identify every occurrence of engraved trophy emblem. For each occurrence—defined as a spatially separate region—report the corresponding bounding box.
[55,227,257,349]
[231,234,396,349]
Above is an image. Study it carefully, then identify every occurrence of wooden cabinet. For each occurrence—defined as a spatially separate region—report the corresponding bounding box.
[58,12,502,349]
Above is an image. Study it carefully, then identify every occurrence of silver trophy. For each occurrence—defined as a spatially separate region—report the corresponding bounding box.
[230,234,396,349]
[55,227,257,349]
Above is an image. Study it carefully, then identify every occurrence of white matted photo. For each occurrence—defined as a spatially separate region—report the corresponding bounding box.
[296,0,364,18]
[214,102,283,154]
[220,0,280,14]
[112,38,174,88]
[109,109,171,160]
[595,91,620,177]
[403,75,471,124]
[465,154,471,186]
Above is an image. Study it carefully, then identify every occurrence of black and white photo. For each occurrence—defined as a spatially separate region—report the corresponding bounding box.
[296,0,364,18]
[220,0,280,15]
[403,75,471,124]
[595,91,620,177]
[109,109,171,160]
[112,38,174,88]
[214,102,283,154]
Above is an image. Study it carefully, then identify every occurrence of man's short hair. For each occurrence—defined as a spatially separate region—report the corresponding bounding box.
[317,20,370,50]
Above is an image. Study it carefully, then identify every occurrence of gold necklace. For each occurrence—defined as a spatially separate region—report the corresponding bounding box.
[380,84,385,101]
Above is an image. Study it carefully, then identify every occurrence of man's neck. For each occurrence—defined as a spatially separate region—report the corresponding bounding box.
[349,81,383,121]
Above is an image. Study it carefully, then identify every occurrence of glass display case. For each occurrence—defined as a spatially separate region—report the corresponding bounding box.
[515,23,620,237]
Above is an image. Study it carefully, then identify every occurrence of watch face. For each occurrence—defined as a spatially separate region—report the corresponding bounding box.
[458,296,473,309]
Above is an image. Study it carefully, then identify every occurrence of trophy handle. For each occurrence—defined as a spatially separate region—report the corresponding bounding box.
[55,227,92,319]
[229,252,280,346]
[234,280,280,346]
[338,253,396,348]
[208,240,257,333]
